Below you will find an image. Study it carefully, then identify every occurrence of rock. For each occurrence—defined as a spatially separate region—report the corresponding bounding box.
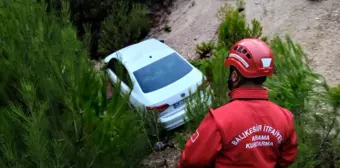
[154,141,167,151]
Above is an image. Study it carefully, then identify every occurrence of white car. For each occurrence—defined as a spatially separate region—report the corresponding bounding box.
[104,38,211,130]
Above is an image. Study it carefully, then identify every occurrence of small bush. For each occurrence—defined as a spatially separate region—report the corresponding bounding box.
[216,3,267,50]
[195,40,215,59]
[190,59,213,81]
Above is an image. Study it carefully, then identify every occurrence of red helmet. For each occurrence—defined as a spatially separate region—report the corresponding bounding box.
[224,38,274,78]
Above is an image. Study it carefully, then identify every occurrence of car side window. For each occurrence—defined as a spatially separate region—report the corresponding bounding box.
[107,59,133,88]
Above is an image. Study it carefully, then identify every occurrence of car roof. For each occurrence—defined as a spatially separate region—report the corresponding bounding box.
[104,38,177,72]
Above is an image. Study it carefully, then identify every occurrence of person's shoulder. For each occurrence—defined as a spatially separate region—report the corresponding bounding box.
[281,107,295,119]
[209,100,241,116]
[208,101,241,128]
[214,100,240,110]
[268,101,295,119]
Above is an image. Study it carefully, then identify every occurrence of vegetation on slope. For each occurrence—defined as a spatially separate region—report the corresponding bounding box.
[44,0,174,59]
[0,1,152,167]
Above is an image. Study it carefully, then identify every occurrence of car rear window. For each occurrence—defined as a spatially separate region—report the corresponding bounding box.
[133,52,193,93]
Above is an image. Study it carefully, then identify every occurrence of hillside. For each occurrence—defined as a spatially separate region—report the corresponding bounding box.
[152,0,340,86]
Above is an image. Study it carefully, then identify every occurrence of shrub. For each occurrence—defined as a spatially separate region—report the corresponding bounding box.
[265,36,340,168]
[216,3,267,50]
[265,36,326,167]
[195,40,215,59]
[189,59,213,80]
[68,0,173,59]
[0,1,152,167]
[98,2,150,56]
[266,36,324,116]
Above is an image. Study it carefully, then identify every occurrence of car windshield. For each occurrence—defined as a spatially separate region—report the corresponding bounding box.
[133,52,193,93]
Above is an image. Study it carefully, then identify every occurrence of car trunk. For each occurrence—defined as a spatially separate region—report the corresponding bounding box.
[141,69,207,116]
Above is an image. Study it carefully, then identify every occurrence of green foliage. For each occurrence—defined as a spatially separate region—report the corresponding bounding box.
[266,35,323,116]
[329,85,340,108]
[195,40,215,59]
[265,36,327,167]
[173,132,189,150]
[98,2,150,56]
[185,51,229,130]
[216,3,267,50]
[0,1,152,167]
[67,0,173,59]
[189,59,213,80]
[263,37,338,166]
[208,48,230,108]
[184,86,212,130]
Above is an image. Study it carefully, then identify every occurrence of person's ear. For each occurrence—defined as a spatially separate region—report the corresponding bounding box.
[231,71,241,87]
[231,71,238,82]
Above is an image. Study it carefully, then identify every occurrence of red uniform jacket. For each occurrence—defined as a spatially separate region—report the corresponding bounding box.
[178,88,298,168]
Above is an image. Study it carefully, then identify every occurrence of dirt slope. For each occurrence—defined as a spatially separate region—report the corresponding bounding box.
[150,0,226,59]
[152,0,340,86]
[244,0,340,86]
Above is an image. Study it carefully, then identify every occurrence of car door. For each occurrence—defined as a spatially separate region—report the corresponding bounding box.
[107,58,131,93]
[106,58,140,108]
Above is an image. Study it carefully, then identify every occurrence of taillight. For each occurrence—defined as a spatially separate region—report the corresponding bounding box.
[146,104,169,113]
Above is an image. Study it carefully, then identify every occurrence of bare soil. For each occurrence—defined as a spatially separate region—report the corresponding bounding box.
[244,0,340,86]
[149,0,226,60]
[141,148,182,168]
[151,0,340,86]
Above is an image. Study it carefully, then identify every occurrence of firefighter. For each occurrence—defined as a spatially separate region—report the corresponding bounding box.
[178,38,298,168]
